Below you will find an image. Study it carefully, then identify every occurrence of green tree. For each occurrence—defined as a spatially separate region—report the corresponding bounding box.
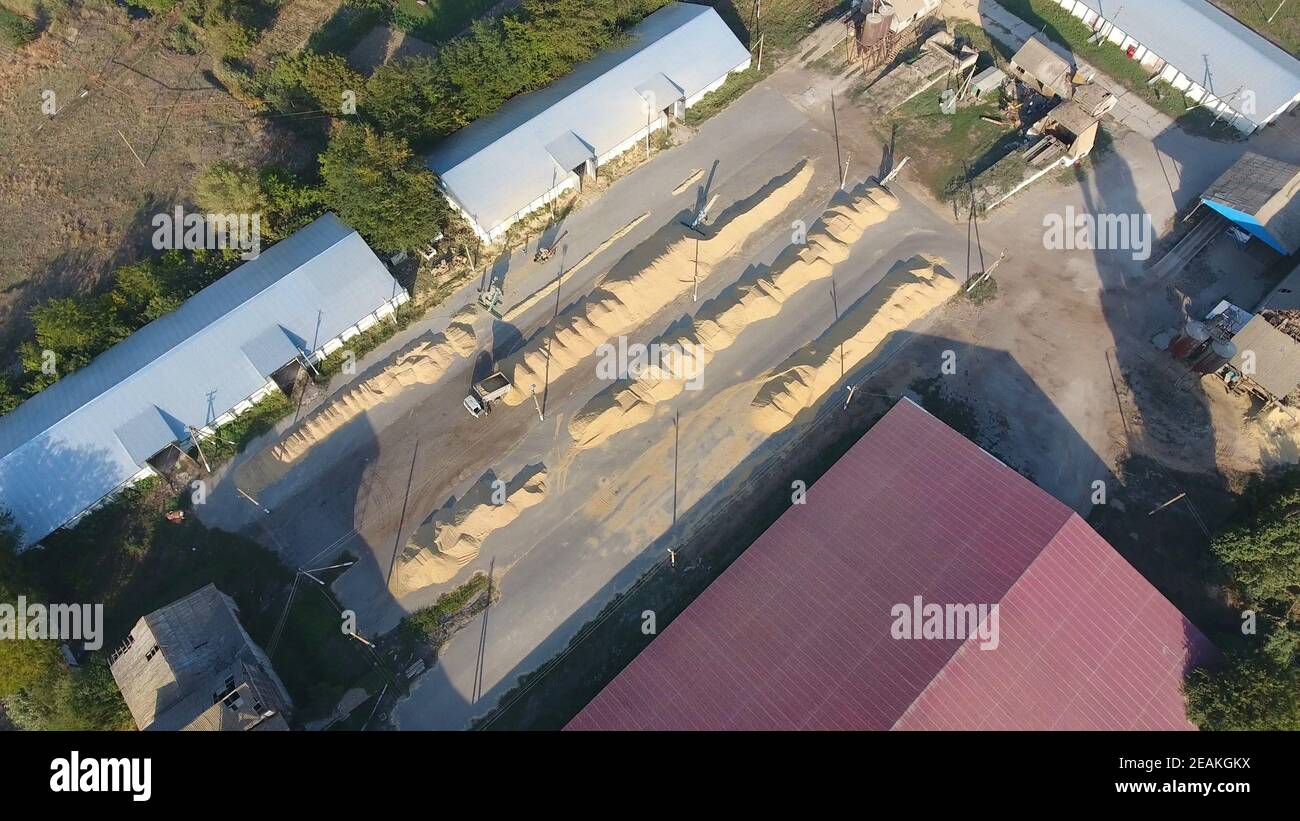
[319,123,446,252]
[1185,653,1300,730]
[1210,473,1300,604]
[195,160,265,215]
[20,297,111,378]
[0,376,21,416]
[258,167,327,239]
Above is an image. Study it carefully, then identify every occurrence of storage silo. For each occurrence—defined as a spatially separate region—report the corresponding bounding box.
[879,3,896,35]
[862,12,888,44]
[1192,338,1237,374]
[1167,319,1211,359]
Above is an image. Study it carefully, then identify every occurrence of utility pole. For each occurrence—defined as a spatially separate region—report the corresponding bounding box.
[841,151,851,191]
[187,426,211,473]
[530,384,544,422]
[236,487,271,515]
[1268,0,1288,23]
[693,238,700,301]
[757,34,764,72]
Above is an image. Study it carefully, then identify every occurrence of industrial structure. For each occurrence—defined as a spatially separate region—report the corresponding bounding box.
[426,3,752,243]
[1008,35,1075,100]
[109,584,292,731]
[1044,0,1300,132]
[568,399,1214,731]
[1197,152,1300,256]
[844,0,939,69]
[0,213,408,548]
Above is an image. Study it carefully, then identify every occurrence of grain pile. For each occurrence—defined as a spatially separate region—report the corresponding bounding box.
[750,255,959,432]
[239,309,478,488]
[393,468,548,595]
[500,164,816,405]
[569,182,900,449]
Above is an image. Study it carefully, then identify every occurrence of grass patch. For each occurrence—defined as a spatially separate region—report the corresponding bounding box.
[684,63,774,127]
[0,6,37,47]
[197,388,294,465]
[881,86,1016,202]
[995,0,1246,140]
[399,573,490,644]
[391,0,495,43]
[22,479,379,726]
[313,300,422,381]
[962,275,999,306]
[1209,0,1299,57]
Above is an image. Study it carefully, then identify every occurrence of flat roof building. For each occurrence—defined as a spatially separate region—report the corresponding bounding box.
[0,213,408,548]
[426,3,751,242]
[110,584,292,731]
[568,398,1215,731]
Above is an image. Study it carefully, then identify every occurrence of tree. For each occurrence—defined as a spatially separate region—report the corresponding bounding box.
[258,167,327,239]
[195,160,265,215]
[21,297,111,378]
[1210,473,1300,604]
[1185,653,1300,730]
[319,123,446,252]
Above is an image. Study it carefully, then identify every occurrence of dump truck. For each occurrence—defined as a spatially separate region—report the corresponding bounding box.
[463,371,512,417]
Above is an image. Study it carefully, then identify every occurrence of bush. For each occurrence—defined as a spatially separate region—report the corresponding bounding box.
[0,8,37,48]
[319,122,447,252]
[164,20,202,54]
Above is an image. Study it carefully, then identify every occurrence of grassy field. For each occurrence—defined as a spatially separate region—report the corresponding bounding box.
[880,86,1018,203]
[25,478,379,725]
[0,3,281,357]
[1211,0,1299,56]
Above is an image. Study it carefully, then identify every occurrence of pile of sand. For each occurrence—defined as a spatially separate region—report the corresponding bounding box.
[750,255,959,433]
[393,468,548,595]
[499,164,815,405]
[568,183,900,449]
[237,310,478,489]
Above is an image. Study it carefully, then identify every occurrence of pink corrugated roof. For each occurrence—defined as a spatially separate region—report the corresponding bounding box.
[567,398,1214,731]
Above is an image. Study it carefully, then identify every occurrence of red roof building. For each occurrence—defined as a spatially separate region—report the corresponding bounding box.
[567,398,1214,731]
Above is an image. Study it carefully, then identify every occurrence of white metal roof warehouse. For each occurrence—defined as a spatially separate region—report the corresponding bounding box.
[1050,0,1300,131]
[0,213,408,548]
[426,2,752,241]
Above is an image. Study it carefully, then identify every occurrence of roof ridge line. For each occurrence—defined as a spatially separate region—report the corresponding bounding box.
[0,217,351,461]
[888,510,1081,729]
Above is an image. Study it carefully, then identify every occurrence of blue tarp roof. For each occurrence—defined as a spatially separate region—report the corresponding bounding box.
[0,213,404,547]
[426,3,751,236]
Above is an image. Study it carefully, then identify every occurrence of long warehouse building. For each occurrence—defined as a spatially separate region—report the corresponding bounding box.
[1048,0,1300,132]
[569,398,1216,731]
[0,213,408,548]
[426,2,752,242]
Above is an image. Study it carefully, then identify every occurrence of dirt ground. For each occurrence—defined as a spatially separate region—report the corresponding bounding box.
[0,4,284,353]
